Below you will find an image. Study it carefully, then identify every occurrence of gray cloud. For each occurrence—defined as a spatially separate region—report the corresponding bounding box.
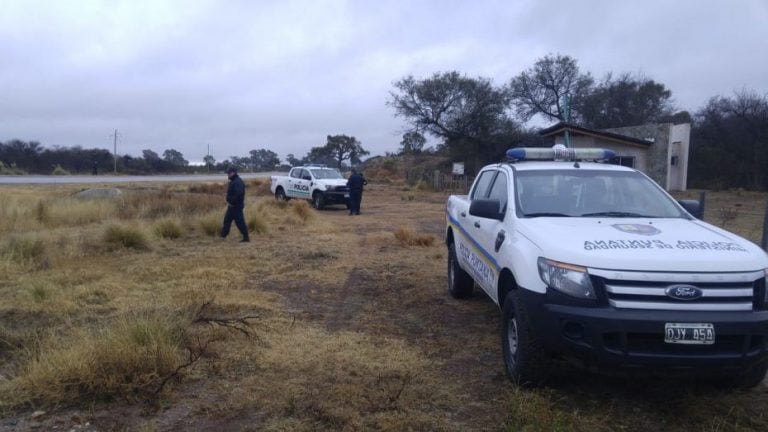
[1,0,766,163]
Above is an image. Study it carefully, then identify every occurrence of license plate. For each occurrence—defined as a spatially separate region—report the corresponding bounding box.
[664,323,715,345]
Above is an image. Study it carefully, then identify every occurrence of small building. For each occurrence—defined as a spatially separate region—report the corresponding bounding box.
[539,122,691,191]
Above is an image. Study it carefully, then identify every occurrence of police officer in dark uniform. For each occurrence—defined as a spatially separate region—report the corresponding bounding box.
[221,166,250,242]
[346,168,367,215]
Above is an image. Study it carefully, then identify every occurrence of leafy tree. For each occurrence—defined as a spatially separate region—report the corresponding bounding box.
[162,149,188,167]
[249,148,280,171]
[509,54,594,122]
[203,154,216,170]
[303,145,337,167]
[690,90,768,190]
[399,131,426,155]
[142,149,161,162]
[286,153,302,166]
[580,73,675,128]
[321,135,369,169]
[227,156,251,171]
[389,71,515,172]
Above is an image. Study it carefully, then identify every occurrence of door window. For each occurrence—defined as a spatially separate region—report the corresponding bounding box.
[471,170,497,200]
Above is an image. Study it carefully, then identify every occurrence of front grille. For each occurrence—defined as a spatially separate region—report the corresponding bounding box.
[333,186,349,192]
[603,332,764,357]
[589,269,765,312]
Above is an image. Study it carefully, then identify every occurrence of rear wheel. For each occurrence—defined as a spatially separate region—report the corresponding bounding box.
[312,192,325,210]
[447,242,473,298]
[501,291,549,386]
[275,187,289,201]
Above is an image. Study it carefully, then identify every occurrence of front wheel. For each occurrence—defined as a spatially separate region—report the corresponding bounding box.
[733,361,768,388]
[501,291,549,387]
[447,242,473,298]
[312,192,325,210]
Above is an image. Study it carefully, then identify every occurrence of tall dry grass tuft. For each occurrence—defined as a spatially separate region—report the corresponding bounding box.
[0,310,187,406]
[117,190,223,220]
[103,224,149,250]
[394,227,435,247]
[153,218,184,239]
[1,234,47,264]
[34,201,49,224]
[247,179,272,196]
[198,211,221,237]
[188,183,224,195]
[247,211,269,234]
[51,164,70,175]
[290,200,314,222]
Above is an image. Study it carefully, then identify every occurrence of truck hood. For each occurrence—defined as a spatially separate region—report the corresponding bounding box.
[517,218,768,272]
[316,179,348,187]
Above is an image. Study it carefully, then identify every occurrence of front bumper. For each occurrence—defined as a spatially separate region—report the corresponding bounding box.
[320,191,350,205]
[519,288,768,372]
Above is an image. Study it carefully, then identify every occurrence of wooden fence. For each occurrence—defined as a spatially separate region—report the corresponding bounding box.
[404,169,473,193]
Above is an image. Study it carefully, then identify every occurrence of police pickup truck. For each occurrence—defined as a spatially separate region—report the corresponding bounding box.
[445,146,768,387]
[270,165,349,210]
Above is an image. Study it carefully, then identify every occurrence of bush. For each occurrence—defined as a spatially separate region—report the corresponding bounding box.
[51,164,70,175]
[394,227,435,247]
[153,218,184,239]
[103,224,149,250]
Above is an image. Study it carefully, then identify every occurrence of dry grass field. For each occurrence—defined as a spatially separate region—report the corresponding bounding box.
[0,180,767,431]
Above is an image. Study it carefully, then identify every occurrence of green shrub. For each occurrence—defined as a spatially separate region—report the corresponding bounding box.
[153,218,183,239]
[103,224,149,250]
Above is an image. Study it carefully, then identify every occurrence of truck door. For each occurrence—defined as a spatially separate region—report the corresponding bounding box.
[290,169,312,199]
[457,169,498,292]
[471,171,509,296]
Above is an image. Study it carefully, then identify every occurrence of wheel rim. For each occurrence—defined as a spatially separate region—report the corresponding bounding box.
[507,317,519,359]
[314,195,320,207]
[448,253,455,290]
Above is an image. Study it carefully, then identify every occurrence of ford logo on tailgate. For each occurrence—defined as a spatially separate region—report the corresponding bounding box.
[665,285,703,300]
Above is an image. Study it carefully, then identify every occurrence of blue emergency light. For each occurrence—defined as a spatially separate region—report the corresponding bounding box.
[506,146,615,162]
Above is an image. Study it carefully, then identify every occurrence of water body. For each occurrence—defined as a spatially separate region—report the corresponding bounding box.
[0,172,284,185]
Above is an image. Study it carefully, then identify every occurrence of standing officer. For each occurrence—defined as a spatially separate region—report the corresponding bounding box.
[346,168,367,215]
[221,166,250,242]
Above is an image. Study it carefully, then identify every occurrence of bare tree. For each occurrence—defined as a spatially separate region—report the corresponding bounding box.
[508,54,593,122]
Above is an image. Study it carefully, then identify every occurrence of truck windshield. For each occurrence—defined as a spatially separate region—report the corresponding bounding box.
[514,170,686,218]
[310,169,344,179]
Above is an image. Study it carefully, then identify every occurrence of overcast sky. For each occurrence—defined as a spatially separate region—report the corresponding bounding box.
[1,0,766,163]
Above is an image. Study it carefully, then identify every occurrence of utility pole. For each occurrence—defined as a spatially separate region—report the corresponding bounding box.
[111,129,119,173]
[207,143,210,173]
[563,94,571,148]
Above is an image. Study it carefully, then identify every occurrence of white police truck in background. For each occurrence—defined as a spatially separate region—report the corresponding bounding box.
[270,166,349,210]
[445,146,768,387]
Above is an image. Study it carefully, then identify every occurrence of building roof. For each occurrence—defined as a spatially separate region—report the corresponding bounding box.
[539,122,653,148]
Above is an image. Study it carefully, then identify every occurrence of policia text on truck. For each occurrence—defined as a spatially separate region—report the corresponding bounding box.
[445,146,768,387]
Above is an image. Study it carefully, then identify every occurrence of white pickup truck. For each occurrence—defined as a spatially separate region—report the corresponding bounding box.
[445,146,768,387]
[270,165,350,209]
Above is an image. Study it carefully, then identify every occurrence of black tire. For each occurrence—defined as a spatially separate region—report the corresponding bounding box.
[447,242,473,298]
[312,192,325,210]
[501,291,549,386]
[275,187,289,201]
[734,361,768,389]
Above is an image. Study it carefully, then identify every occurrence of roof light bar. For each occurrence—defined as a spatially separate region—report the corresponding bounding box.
[506,147,616,162]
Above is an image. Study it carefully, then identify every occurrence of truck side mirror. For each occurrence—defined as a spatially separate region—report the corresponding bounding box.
[678,200,702,219]
[470,199,504,221]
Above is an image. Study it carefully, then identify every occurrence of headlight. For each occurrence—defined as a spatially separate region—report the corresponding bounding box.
[324,184,332,191]
[537,258,596,299]
[764,269,768,303]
